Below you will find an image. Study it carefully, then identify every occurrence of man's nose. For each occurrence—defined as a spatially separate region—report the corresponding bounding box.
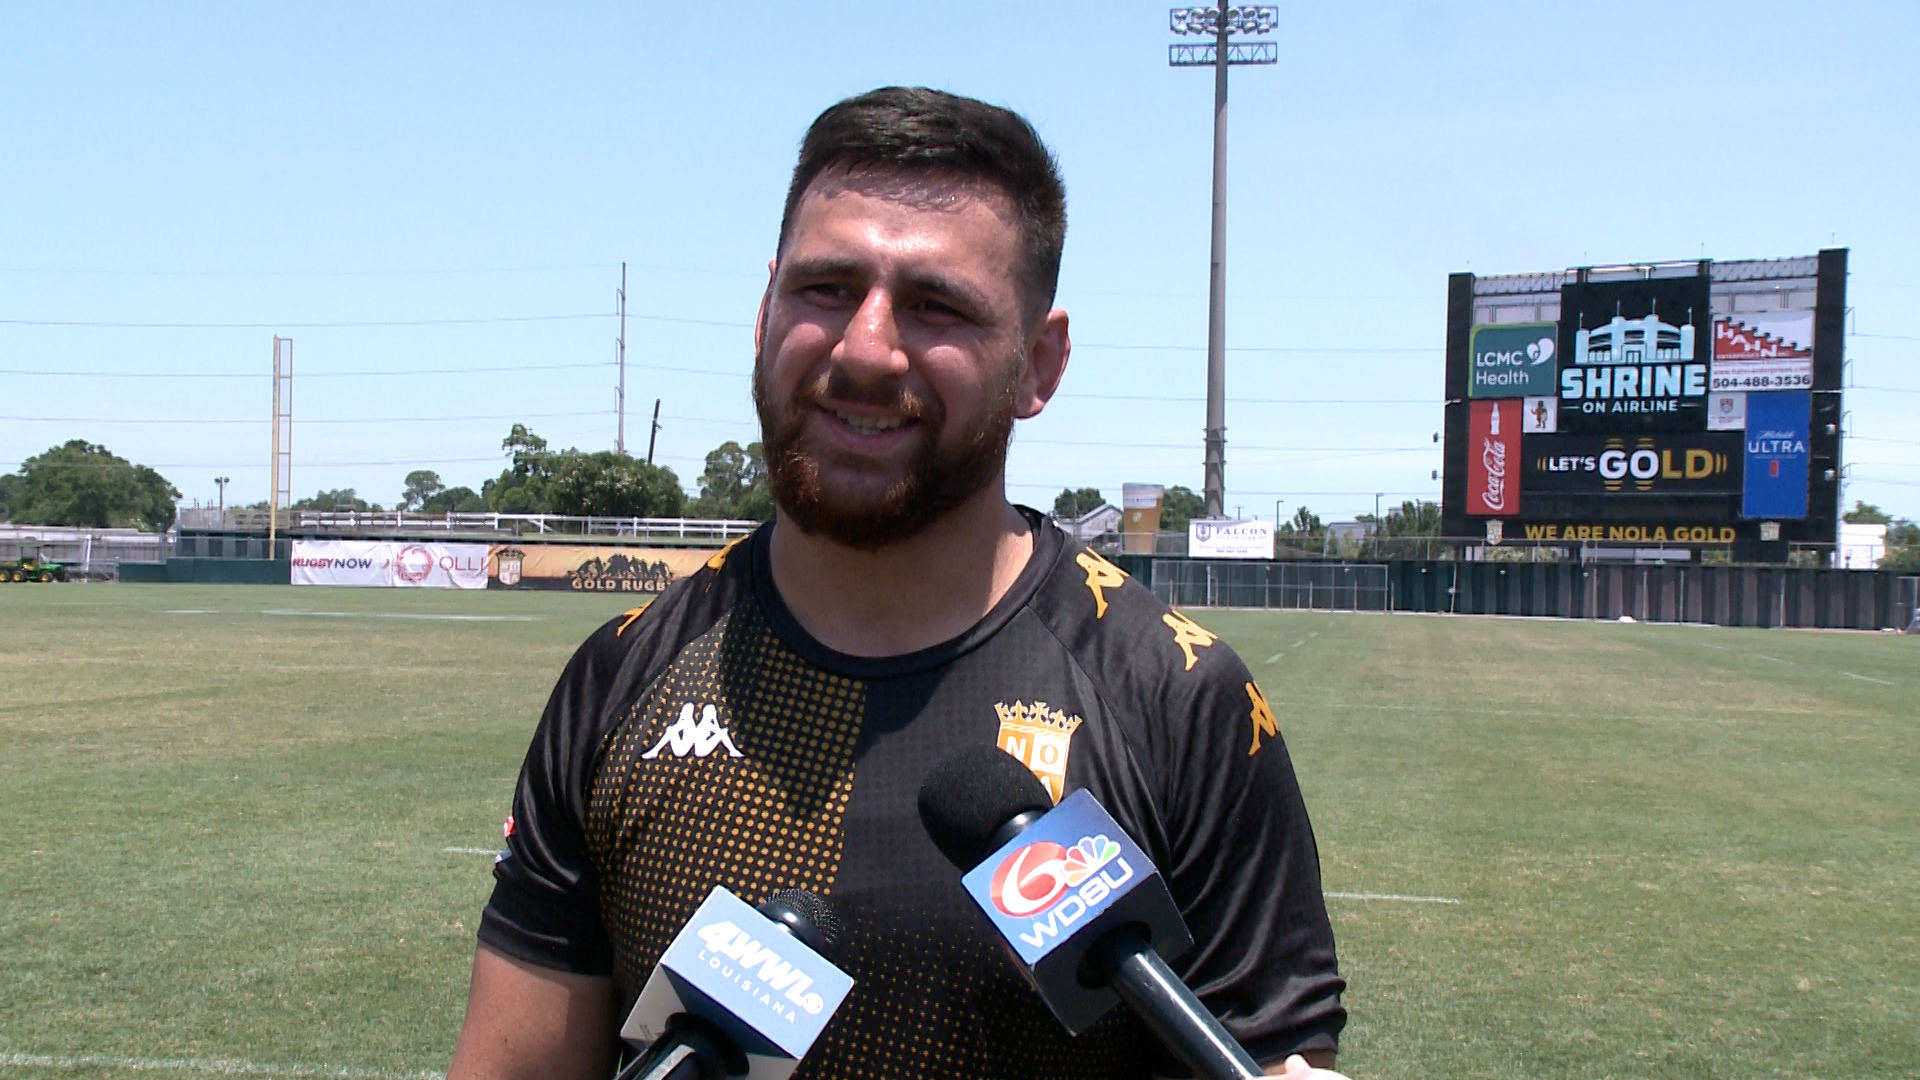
[832,288,910,380]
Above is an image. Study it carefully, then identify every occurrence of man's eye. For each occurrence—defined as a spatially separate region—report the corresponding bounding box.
[801,283,854,303]
[912,299,965,320]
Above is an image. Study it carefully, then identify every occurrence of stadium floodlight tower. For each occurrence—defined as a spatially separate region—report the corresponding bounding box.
[1170,2,1277,519]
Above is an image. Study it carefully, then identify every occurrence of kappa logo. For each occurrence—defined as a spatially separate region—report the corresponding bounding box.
[641,702,744,760]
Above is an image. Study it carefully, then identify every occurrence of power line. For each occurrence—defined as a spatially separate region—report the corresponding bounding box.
[1074,342,1434,353]
[0,410,612,425]
[0,455,509,470]
[0,262,622,279]
[0,362,613,378]
[1020,438,1431,452]
[0,313,613,329]
[1055,392,1432,404]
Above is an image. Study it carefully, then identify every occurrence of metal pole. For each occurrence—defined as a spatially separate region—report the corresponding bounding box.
[646,398,661,465]
[269,336,281,547]
[617,262,628,454]
[1202,0,1229,519]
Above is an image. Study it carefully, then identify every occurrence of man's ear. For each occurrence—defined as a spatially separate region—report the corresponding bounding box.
[754,258,776,355]
[1014,309,1071,420]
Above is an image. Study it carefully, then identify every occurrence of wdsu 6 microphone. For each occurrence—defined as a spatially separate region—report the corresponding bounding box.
[616,887,854,1080]
[918,745,1265,1080]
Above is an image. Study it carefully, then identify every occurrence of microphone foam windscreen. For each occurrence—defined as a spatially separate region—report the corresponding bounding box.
[760,888,845,961]
[918,744,1055,871]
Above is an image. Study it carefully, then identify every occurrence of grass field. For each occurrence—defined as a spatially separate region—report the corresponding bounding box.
[1,584,1914,1080]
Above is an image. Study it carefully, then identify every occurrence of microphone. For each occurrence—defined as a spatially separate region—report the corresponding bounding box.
[616,887,854,1080]
[918,745,1264,1080]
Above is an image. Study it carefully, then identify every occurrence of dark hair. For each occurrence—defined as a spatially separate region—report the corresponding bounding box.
[778,87,1068,316]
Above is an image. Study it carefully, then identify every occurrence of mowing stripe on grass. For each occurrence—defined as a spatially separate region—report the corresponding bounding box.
[1840,671,1895,686]
[259,610,540,623]
[0,1052,441,1080]
[1325,891,1463,905]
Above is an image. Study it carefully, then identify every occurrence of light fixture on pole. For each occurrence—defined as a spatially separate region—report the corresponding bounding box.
[1170,2,1278,520]
[214,476,230,517]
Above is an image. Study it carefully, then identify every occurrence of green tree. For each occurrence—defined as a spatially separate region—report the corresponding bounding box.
[3,440,179,531]
[420,486,487,514]
[484,424,557,513]
[290,489,379,513]
[545,451,685,518]
[401,470,446,511]
[1378,499,1442,537]
[1051,487,1105,519]
[1843,500,1893,524]
[691,441,773,521]
[1880,518,1920,572]
[0,472,19,521]
[1158,485,1206,535]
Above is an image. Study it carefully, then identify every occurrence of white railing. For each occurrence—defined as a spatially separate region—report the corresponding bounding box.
[189,508,759,542]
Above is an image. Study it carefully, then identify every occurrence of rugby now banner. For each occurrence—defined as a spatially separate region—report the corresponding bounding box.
[290,541,490,589]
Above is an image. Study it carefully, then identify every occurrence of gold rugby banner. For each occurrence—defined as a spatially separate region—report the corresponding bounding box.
[486,545,720,593]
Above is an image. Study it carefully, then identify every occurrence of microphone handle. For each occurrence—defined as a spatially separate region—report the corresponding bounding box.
[612,1013,740,1080]
[616,1043,708,1080]
[1103,934,1263,1080]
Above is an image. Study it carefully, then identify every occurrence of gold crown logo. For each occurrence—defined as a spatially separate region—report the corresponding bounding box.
[994,700,1085,735]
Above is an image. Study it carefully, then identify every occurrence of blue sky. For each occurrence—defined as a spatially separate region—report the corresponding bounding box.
[4,1,1916,523]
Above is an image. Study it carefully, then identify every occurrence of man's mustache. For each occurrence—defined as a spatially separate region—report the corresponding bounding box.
[796,369,934,420]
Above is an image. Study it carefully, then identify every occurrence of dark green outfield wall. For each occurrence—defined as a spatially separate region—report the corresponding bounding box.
[121,558,292,585]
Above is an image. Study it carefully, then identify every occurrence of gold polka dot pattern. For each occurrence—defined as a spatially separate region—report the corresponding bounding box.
[586,604,864,996]
[583,601,1164,1077]
[797,906,1155,1080]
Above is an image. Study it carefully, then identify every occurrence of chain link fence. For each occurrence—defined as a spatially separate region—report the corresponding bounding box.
[0,527,171,579]
[1151,560,1390,611]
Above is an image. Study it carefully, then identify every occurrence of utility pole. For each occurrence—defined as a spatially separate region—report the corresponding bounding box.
[647,398,661,465]
[268,336,293,546]
[616,262,628,454]
[1170,3,1277,519]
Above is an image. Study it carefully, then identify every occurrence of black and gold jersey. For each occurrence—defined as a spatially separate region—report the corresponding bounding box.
[479,511,1345,1077]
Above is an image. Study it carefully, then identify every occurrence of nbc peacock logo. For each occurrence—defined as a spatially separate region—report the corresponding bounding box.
[987,834,1123,918]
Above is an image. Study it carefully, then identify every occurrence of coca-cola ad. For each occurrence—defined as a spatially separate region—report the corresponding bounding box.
[1467,399,1520,517]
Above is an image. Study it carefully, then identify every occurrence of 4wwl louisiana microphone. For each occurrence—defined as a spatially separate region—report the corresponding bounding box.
[918,745,1266,1080]
[616,887,854,1080]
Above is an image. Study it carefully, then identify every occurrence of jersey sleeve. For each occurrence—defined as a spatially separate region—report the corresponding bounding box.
[476,616,630,975]
[1155,643,1347,1062]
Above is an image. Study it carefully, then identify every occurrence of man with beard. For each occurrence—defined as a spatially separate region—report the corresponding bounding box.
[449,88,1346,1080]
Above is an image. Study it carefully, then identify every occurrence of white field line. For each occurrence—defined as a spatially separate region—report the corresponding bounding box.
[1291,640,1306,648]
[444,846,501,855]
[1841,671,1896,686]
[1755,654,1794,665]
[1325,891,1463,905]
[161,609,220,615]
[1265,653,1286,664]
[0,1052,441,1079]
[258,610,538,622]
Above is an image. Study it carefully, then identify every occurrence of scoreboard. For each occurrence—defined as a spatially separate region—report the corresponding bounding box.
[1440,251,1845,561]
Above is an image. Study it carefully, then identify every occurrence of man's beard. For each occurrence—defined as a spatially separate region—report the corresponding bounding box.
[753,349,1020,552]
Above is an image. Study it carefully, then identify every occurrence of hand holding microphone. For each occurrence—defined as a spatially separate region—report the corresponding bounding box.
[918,745,1266,1080]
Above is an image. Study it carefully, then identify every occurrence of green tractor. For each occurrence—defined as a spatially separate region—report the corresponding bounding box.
[1,551,69,583]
